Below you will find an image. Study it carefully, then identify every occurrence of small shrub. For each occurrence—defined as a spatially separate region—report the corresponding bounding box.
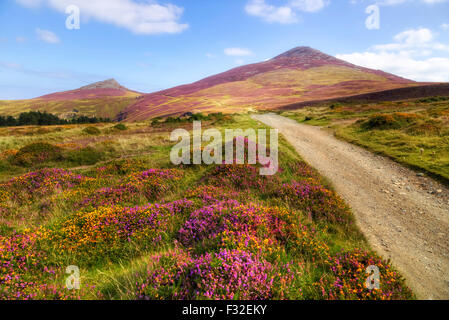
[362,114,399,130]
[394,112,419,124]
[43,199,194,264]
[11,142,63,167]
[136,249,295,300]
[406,120,443,136]
[0,159,12,172]
[329,103,341,110]
[315,249,414,300]
[83,126,101,135]
[184,185,239,205]
[207,164,279,195]
[164,117,181,123]
[362,113,419,131]
[2,168,88,204]
[279,180,352,225]
[113,123,127,131]
[417,96,449,103]
[178,200,293,255]
[80,169,182,207]
[190,112,209,121]
[35,128,52,135]
[66,146,104,165]
[96,159,149,175]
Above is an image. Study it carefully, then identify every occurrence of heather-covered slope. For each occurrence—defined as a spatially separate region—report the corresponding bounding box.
[0,79,141,120]
[0,115,414,300]
[122,47,415,121]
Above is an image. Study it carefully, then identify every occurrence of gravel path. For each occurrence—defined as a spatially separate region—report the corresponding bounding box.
[252,113,449,299]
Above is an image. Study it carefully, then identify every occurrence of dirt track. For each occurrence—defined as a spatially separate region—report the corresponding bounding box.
[252,113,449,299]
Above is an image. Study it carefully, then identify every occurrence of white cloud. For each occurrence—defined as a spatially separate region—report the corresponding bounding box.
[36,28,60,43]
[351,0,449,5]
[224,48,253,56]
[290,0,329,12]
[421,0,449,3]
[336,27,449,82]
[337,51,449,81]
[441,23,449,30]
[16,0,188,35]
[372,28,449,52]
[394,28,434,44]
[245,0,328,24]
[245,0,298,23]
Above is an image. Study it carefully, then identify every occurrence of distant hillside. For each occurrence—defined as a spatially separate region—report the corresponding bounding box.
[1,47,433,122]
[0,79,141,120]
[121,46,416,121]
[279,83,449,111]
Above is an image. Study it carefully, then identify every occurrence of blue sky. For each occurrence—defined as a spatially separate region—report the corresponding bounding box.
[0,0,448,99]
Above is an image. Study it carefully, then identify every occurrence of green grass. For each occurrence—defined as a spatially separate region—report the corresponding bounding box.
[336,126,449,182]
[282,98,449,184]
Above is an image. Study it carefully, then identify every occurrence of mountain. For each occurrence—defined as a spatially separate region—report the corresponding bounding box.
[0,79,141,119]
[79,78,125,91]
[37,78,140,101]
[121,46,416,121]
[0,47,421,121]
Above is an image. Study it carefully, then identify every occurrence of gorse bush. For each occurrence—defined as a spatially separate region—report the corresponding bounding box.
[8,142,106,167]
[361,113,420,130]
[362,114,399,130]
[405,119,443,136]
[206,164,280,195]
[113,123,127,131]
[0,231,99,300]
[42,199,194,265]
[184,185,239,205]
[279,180,351,225]
[1,168,89,205]
[11,142,63,167]
[83,126,102,135]
[316,249,414,300]
[79,169,183,208]
[66,146,104,166]
[96,158,150,175]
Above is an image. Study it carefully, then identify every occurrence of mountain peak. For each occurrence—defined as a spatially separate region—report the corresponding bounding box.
[36,78,140,102]
[273,46,334,60]
[79,78,124,90]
